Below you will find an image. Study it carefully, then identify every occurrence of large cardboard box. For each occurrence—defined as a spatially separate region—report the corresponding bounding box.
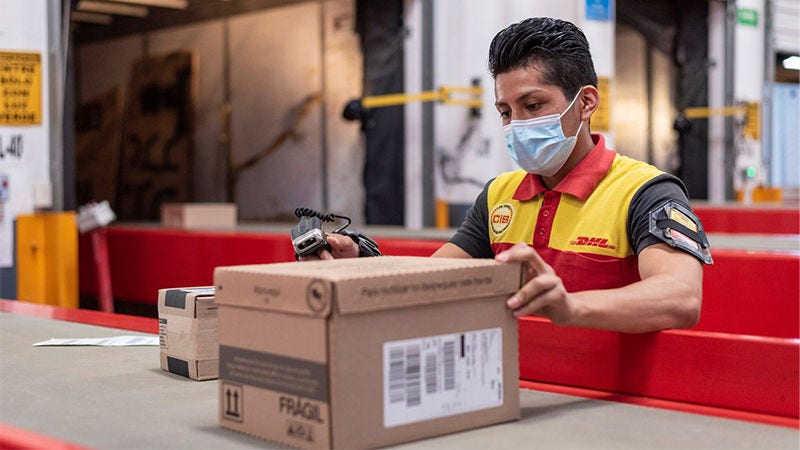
[161,203,237,229]
[214,256,522,449]
[158,287,219,380]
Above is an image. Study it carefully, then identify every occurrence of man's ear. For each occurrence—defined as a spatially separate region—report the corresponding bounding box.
[578,85,600,121]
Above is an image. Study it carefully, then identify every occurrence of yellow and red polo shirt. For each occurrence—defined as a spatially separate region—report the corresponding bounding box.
[449,134,707,292]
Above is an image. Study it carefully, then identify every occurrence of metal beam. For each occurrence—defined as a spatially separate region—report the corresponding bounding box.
[724,0,736,200]
[73,0,308,43]
[421,0,434,227]
[103,0,188,9]
[72,11,113,24]
[76,1,149,17]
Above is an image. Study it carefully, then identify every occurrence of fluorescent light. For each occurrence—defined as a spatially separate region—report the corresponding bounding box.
[71,11,114,24]
[782,55,800,71]
[103,0,188,9]
[77,0,149,17]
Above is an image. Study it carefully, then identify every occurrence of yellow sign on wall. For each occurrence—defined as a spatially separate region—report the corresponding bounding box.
[593,77,610,131]
[743,102,760,140]
[0,51,42,125]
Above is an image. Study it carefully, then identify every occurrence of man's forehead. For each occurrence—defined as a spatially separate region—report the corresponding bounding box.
[494,65,562,103]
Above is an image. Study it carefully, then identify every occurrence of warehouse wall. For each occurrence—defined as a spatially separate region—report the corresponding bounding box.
[0,0,58,288]
[77,0,364,222]
[613,24,677,172]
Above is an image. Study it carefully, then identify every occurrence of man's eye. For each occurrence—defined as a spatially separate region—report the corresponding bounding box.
[526,103,540,111]
[498,110,510,118]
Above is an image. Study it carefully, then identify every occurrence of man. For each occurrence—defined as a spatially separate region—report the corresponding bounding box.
[304,17,713,334]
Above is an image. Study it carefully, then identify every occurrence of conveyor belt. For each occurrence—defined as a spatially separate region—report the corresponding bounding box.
[1,312,796,450]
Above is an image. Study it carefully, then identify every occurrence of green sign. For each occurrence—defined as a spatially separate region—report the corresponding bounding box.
[737,8,758,26]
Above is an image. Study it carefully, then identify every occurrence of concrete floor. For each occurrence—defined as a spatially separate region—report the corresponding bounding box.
[1,312,797,449]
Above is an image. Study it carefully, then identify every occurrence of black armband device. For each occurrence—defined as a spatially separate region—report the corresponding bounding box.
[648,200,713,264]
[336,228,382,257]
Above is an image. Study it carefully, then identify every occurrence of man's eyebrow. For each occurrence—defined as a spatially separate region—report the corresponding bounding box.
[495,88,548,106]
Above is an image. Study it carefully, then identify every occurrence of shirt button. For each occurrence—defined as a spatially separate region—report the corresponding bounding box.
[538,228,545,235]
[542,210,550,217]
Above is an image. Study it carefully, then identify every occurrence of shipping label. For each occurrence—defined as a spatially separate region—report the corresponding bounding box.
[383,327,503,427]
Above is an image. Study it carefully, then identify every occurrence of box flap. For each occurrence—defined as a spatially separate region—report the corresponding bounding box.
[214,263,334,317]
[213,257,521,317]
[331,257,522,314]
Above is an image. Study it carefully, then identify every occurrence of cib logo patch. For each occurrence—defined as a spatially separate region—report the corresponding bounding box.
[490,203,514,235]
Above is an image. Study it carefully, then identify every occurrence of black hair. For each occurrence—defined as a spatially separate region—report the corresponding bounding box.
[488,17,598,99]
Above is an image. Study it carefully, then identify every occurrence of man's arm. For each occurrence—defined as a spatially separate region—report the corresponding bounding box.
[301,234,475,260]
[432,242,472,258]
[496,242,702,333]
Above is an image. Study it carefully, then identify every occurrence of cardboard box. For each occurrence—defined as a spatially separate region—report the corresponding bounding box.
[158,286,219,381]
[161,203,237,229]
[214,256,521,449]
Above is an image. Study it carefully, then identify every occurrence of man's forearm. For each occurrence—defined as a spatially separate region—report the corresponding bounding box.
[568,274,702,333]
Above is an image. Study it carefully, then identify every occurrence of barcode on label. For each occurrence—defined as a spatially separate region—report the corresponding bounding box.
[405,345,421,407]
[387,345,423,407]
[388,347,404,404]
[158,318,168,349]
[443,339,455,391]
[425,353,437,394]
[383,328,503,428]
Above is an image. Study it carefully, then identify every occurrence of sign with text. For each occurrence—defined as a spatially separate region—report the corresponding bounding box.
[737,8,759,27]
[586,0,612,22]
[0,51,42,125]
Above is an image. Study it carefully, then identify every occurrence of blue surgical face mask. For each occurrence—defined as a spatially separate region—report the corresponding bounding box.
[503,89,584,176]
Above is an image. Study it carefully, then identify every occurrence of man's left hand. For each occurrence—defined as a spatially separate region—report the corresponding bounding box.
[495,242,577,325]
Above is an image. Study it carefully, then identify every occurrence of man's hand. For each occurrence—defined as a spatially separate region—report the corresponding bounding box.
[495,243,577,325]
[298,233,360,261]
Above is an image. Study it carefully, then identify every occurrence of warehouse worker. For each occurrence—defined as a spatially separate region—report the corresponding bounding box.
[304,17,713,334]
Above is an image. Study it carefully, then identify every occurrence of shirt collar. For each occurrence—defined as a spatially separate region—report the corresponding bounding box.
[512,133,616,202]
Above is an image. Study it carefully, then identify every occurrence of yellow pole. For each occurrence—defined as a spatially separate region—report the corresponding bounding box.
[360,85,484,109]
[435,199,450,230]
[362,91,442,108]
[16,212,78,308]
[682,106,748,119]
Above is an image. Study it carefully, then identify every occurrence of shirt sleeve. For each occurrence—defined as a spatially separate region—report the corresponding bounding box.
[447,179,494,258]
[627,174,709,255]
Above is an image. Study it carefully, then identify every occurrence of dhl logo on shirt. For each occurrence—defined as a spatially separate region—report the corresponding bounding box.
[570,236,616,249]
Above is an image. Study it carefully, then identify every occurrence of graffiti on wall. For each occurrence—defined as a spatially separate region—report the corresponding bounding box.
[116,51,195,220]
[76,87,123,207]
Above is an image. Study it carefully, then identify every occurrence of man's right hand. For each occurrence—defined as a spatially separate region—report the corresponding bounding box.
[298,233,360,261]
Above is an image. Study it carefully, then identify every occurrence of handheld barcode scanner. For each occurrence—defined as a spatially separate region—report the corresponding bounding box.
[291,207,381,259]
[291,214,330,257]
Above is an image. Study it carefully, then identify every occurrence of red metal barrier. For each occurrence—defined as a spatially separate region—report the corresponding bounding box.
[518,317,799,419]
[0,299,157,334]
[696,250,799,338]
[694,205,799,234]
[78,229,443,304]
[0,422,90,450]
[80,228,296,304]
[79,227,798,339]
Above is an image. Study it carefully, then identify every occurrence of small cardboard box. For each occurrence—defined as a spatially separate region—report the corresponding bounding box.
[214,256,521,449]
[157,286,219,381]
[161,203,237,229]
